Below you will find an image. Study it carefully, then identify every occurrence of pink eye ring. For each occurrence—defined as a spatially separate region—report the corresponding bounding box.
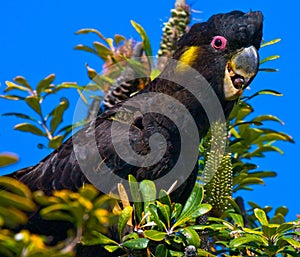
[211,36,227,50]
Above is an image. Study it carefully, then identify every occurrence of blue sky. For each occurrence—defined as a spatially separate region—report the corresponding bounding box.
[0,1,299,221]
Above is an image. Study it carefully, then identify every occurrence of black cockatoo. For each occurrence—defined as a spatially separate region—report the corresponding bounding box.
[6,10,263,252]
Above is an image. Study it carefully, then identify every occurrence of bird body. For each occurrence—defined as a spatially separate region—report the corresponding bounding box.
[5,10,263,253]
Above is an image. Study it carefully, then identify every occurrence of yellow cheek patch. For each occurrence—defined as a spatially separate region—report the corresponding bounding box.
[177,46,199,71]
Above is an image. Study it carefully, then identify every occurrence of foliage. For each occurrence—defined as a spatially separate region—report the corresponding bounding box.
[0,1,299,256]
[0,75,85,149]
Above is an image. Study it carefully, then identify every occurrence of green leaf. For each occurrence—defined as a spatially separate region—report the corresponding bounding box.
[93,42,113,61]
[48,135,64,149]
[74,44,98,55]
[172,203,211,228]
[0,190,36,212]
[157,202,171,227]
[228,213,244,227]
[114,34,126,46]
[0,206,28,228]
[0,153,18,168]
[179,227,201,248]
[276,222,295,234]
[0,177,31,198]
[197,249,217,257]
[104,245,120,253]
[261,38,281,47]
[259,68,279,72]
[25,95,42,115]
[4,81,30,92]
[155,244,168,257]
[118,206,133,240]
[128,175,142,222]
[122,238,149,249]
[281,237,300,248]
[49,98,69,133]
[254,208,269,225]
[36,74,55,96]
[144,230,166,241]
[14,76,32,89]
[14,123,45,136]
[0,94,25,100]
[246,89,283,100]
[130,20,153,69]
[180,185,204,217]
[159,190,172,209]
[230,234,268,248]
[83,231,119,246]
[262,224,279,239]
[140,180,156,203]
[148,204,165,230]
[2,112,38,122]
[260,55,280,65]
[75,28,107,42]
[252,115,284,125]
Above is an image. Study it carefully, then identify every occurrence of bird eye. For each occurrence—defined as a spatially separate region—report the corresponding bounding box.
[211,36,227,50]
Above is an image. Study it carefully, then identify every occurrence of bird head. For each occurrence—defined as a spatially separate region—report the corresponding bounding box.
[174,10,263,103]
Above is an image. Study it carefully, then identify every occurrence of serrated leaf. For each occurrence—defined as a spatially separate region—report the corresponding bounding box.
[254,208,269,225]
[122,238,149,249]
[48,135,64,149]
[144,230,166,241]
[36,74,55,96]
[49,98,69,133]
[0,153,18,167]
[118,206,133,240]
[25,95,41,115]
[130,20,153,69]
[14,123,45,136]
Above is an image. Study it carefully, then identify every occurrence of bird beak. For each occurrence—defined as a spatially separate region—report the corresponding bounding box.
[223,46,259,100]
